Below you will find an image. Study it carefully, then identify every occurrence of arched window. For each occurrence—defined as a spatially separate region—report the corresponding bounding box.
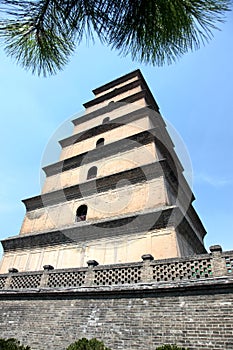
[76,205,87,222]
[87,166,97,180]
[96,138,104,148]
[108,101,114,105]
[102,117,110,124]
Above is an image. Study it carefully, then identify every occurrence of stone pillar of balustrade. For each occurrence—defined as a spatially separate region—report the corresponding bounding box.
[210,245,228,277]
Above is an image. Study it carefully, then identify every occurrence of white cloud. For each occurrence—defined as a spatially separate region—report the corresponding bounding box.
[194,173,232,188]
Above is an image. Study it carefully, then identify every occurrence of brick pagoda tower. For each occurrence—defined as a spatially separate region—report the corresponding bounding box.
[0,70,206,273]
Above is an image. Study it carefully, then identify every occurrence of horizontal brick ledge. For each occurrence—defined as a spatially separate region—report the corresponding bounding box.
[43,127,156,176]
[72,93,156,126]
[92,69,141,95]
[1,206,178,251]
[83,78,144,108]
[90,69,159,112]
[1,277,233,298]
[24,160,168,211]
[1,206,205,253]
[60,106,155,148]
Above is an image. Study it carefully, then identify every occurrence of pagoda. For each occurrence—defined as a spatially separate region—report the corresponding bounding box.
[0,70,206,273]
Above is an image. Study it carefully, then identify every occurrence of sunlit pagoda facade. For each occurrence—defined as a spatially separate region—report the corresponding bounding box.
[0,70,207,273]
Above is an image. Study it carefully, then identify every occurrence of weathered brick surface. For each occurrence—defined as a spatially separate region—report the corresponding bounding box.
[0,280,233,350]
[0,249,232,349]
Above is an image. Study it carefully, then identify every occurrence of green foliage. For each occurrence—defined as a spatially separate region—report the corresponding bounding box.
[66,338,111,350]
[0,0,231,76]
[156,345,188,350]
[0,338,31,350]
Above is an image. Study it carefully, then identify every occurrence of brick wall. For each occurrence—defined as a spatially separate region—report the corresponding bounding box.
[0,246,233,350]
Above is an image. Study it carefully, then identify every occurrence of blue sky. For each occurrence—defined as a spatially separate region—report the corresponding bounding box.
[0,11,232,258]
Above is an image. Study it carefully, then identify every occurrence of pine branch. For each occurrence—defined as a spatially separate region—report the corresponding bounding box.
[0,0,231,76]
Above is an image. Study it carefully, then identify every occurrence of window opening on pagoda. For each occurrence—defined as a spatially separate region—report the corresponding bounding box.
[87,166,97,180]
[96,138,104,148]
[108,101,114,105]
[76,205,87,222]
[102,117,110,124]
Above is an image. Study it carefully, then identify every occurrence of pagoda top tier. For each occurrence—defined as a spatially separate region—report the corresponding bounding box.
[93,69,148,97]
[81,69,160,114]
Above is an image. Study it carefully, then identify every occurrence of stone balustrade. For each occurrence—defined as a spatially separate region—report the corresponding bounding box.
[0,245,232,291]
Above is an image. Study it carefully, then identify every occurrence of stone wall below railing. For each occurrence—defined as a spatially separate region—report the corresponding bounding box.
[0,246,233,350]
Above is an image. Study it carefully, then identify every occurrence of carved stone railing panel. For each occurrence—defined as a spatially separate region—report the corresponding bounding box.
[224,256,233,274]
[93,265,142,286]
[47,270,87,288]
[0,276,8,289]
[0,247,232,291]
[151,257,212,282]
[9,273,42,289]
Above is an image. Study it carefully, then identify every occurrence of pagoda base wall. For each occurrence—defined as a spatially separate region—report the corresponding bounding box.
[0,279,233,350]
[0,225,201,273]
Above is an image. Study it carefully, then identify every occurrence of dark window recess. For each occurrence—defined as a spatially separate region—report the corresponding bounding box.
[102,117,110,124]
[76,205,87,222]
[96,138,104,148]
[87,166,97,180]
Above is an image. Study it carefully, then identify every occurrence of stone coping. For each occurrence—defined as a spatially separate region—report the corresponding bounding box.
[1,277,233,297]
